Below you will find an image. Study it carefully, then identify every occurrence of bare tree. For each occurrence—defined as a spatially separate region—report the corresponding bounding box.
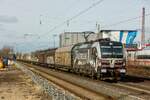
[0,46,14,57]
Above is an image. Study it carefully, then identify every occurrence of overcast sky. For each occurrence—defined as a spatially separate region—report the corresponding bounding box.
[0,0,149,52]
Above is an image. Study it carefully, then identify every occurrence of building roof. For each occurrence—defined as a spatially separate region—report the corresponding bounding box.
[62,31,95,34]
[100,30,137,32]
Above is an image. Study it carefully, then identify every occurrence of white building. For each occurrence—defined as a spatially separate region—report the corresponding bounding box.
[59,31,96,47]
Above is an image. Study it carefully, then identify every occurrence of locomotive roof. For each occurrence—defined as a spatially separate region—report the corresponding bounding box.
[73,38,111,46]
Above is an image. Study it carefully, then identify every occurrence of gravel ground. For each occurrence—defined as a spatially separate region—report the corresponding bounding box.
[0,67,52,100]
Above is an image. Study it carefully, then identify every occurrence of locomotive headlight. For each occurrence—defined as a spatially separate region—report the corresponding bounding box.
[98,60,101,66]
[110,64,114,68]
[101,69,107,73]
[123,61,126,66]
[120,69,126,73]
[99,63,101,66]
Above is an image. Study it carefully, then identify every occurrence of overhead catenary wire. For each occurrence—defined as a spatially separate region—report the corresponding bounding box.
[43,0,105,35]
[62,0,82,17]
[101,13,150,29]
[39,12,150,40]
[33,0,104,49]
[29,3,150,50]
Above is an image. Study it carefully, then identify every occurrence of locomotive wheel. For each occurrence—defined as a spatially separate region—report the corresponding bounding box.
[96,71,101,80]
[91,69,95,79]
[120,73,126,81]
[73,68,76,73]
[68,69,71,72]
[74,68,79,74]
[112,71,118,82]
[96,67,102,80]
[100,73,104,81]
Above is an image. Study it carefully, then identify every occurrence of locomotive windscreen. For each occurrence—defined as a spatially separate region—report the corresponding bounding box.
[100,41,123,58]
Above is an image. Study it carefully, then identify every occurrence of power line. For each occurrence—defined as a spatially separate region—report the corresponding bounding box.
[102,13,150,29]
[62,0,82,16]
[44,0,105,35]
[69,0,105,22]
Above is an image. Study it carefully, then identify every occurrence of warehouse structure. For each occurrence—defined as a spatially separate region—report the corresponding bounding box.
[59,31,96,47]
[59,30,137,47]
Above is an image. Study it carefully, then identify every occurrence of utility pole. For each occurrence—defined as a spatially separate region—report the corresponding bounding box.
[97,24,100,33]
[141,7,145,46]
[53,34,57,48]
[96,22,100,33]
[40,14,42,25]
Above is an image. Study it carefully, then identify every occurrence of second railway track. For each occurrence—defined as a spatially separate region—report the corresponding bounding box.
[18,62,150,100]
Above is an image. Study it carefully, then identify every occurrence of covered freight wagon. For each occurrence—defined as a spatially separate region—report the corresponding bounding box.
[34,48,56,65]
[55,46,73,69]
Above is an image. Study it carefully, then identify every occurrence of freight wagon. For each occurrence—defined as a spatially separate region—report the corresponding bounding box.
[34,48,57,67]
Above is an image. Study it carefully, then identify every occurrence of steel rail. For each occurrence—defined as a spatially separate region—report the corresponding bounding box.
[19,62,112,100]
[113,83,150,94]
[18,61,150,100]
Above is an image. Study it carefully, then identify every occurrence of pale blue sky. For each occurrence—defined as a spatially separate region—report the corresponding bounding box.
[0,0,149,52]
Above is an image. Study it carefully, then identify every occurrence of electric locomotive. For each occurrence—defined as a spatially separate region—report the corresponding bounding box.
[55,38,126,80]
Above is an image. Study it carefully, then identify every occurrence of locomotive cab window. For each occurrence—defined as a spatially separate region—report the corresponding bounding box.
[100,42,123,58]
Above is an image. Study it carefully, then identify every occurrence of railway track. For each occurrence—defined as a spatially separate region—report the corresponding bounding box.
[18,62,150,100]
[113,82,150,94]
[18,62,112,100]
